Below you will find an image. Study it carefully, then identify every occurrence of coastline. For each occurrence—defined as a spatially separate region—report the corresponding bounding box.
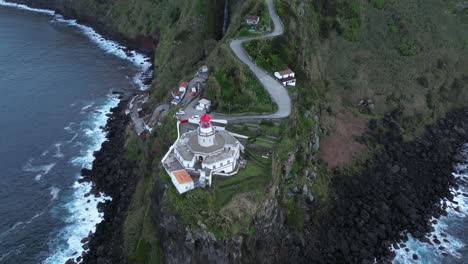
[0,1,154,263]
[0,0,154,91]
[75,101,138,264]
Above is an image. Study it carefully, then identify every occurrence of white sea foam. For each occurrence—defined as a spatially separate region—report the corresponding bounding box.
[0,212,44,240]
[70,96,119,169]
[0,3,150,263]
[393,144,468,263]
[0,1,152,91]
[46,96,117,264]
[53,143,64,158]
[23,160,56,181]
[45,181,110,264]
[0,0,55,15]
[26,212,43,224]
[52,15,152,91]
[67,133,79,143]
[81,103,94,112]
[49,187,61,201]
[64,122,76,134]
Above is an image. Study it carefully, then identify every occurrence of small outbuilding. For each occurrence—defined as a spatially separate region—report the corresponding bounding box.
[199,65,209,74]
[170,169,195,194]
[246,15,260,25]
[196,98,212,111]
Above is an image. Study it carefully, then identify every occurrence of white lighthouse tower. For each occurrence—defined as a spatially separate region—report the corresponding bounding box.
[198,113,215,147]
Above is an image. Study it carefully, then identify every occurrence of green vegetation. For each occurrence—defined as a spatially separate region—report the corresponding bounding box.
[336,0,362,41]
[371,0,385,10]
[205,45,277,114]
[163,150,272,238]
[238,1,272,37]
[285,197,305,229]
[243,38,289,74]
[348,106,384,120]
[311,164,333,203]
[123,113,179,263]
[75,0,468,260]
[398,38,422,56]
[125,134,143,162]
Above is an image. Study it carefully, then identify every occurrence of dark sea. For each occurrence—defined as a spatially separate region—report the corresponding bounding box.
[0,3,150,263]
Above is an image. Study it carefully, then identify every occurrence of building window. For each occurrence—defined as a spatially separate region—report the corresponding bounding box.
[220,162,223,166]
[228,160,231,164]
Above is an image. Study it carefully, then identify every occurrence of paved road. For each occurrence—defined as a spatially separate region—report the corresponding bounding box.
[214,0,291,121]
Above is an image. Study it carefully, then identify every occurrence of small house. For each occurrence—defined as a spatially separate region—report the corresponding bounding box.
[172,81,189,100]
[274,69,296,87]
[196,98,211,111]
[246,16,260,25]
[179,81,189,90]
[170,169,195,194]
[199,65,209,74]
[191,82,201,94]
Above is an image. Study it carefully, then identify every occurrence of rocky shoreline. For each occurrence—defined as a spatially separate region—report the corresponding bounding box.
[297,109,468,263]
[64,101,139,264]
[3,0,157,59]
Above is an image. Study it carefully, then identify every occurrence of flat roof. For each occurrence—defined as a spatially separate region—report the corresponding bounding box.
[204,150,235,164]
[172,170,193,184]
[198,98,211,104]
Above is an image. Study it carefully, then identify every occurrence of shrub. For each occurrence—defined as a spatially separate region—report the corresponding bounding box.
[398,39,421,56]
[371,0,385,10]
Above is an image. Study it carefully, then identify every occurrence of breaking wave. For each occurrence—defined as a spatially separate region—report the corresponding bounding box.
[393,144,468,263]
[0,0,54,15]
[0,2,150,264]
[51,15,152,91]
[44,96,117,264]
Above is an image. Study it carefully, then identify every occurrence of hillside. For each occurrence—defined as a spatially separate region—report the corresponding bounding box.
[6,0,468,263]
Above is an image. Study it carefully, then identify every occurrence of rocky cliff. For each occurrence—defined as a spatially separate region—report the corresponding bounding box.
[5,0,468,263]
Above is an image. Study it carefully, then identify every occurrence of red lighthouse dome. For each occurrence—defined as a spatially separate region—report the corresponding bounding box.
[200,113,211,123]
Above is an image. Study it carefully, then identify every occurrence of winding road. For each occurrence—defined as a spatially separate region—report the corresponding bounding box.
[211,0,291,122]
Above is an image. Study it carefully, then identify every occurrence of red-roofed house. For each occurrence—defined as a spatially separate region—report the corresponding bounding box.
[171,169,194,194]
[274,68,296,87]
[246,15,260,25]
[179,81,189,89]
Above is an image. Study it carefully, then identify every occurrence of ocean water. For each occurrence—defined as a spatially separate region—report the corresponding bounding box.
[393,144,468,264]
[0,4,149,264]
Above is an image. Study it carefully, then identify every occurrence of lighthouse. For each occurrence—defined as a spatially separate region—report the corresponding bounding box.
[166,111,245,193]
[198,113,215,147]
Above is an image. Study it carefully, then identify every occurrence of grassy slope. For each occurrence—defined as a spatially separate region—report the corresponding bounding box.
[271,0,468,226]
[65,0,468,261]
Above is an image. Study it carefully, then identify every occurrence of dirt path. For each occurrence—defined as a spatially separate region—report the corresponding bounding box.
[319,111,369,167]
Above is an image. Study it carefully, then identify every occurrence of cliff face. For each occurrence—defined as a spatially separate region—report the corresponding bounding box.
[6,0,468,263]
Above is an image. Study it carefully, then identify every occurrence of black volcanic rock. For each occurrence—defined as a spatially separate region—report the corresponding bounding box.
[75,101,140,264]
[298,109,468,263]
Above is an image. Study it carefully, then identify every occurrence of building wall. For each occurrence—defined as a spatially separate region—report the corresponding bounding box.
[170,173,195,194]
[202,146,240,173]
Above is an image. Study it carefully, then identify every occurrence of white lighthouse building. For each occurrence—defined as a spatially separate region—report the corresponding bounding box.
[172,113,244,186]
